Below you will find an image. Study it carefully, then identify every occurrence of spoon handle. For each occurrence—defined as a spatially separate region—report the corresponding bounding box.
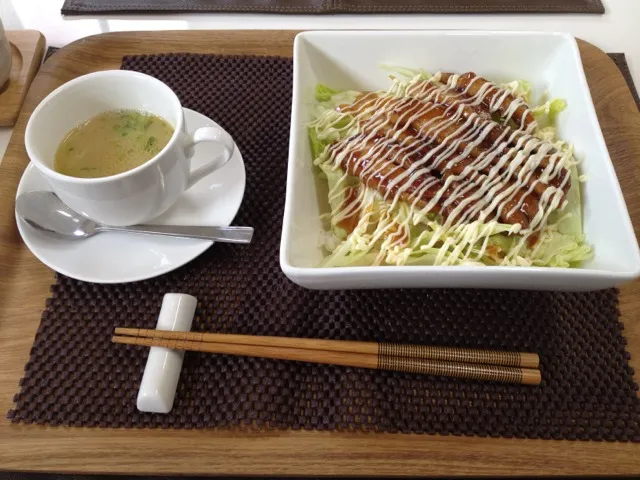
[99,225,254,244]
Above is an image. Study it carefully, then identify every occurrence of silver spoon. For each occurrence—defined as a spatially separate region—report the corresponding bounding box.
[15,191,253,244]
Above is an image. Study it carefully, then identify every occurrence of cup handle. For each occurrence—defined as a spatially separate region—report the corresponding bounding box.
[184,126,235,189]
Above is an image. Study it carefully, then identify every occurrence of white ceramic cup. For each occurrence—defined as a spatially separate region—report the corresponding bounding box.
[25,70,234,226]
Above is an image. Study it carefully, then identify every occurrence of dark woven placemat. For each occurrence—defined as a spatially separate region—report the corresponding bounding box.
[61,0,605,15]
[8,52,640,441]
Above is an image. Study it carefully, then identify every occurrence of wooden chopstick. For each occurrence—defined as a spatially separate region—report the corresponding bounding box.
[112,332,541,386]
[114,327,539,368]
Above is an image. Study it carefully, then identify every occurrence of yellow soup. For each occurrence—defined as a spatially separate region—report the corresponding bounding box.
[54,109,174,178]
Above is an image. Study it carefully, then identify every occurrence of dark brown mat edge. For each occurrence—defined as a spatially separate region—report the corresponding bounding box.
[61,1,605,15]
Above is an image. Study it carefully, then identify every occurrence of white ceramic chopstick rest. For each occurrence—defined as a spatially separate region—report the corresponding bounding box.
[136,293,197,414]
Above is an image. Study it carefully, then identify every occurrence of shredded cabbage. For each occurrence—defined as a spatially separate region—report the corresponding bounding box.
[501,79,532,103]
[532,97,568,129]
[308,73,592,268]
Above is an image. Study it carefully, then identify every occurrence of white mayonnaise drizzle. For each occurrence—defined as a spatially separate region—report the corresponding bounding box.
[313,73,578,266]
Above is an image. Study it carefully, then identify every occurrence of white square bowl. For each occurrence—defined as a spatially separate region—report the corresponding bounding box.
[280,30,640,291]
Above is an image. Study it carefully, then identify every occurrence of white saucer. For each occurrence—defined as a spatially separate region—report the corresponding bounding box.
[16,108,246,284]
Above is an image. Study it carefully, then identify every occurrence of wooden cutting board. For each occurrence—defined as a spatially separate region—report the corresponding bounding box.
[0,30,639,476]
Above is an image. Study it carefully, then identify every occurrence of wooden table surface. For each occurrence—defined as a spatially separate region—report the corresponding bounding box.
[0,30,639,476]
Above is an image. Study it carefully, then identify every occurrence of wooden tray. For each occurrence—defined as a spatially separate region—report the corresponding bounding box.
[0,31,639,476]
[0,30,45,127]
